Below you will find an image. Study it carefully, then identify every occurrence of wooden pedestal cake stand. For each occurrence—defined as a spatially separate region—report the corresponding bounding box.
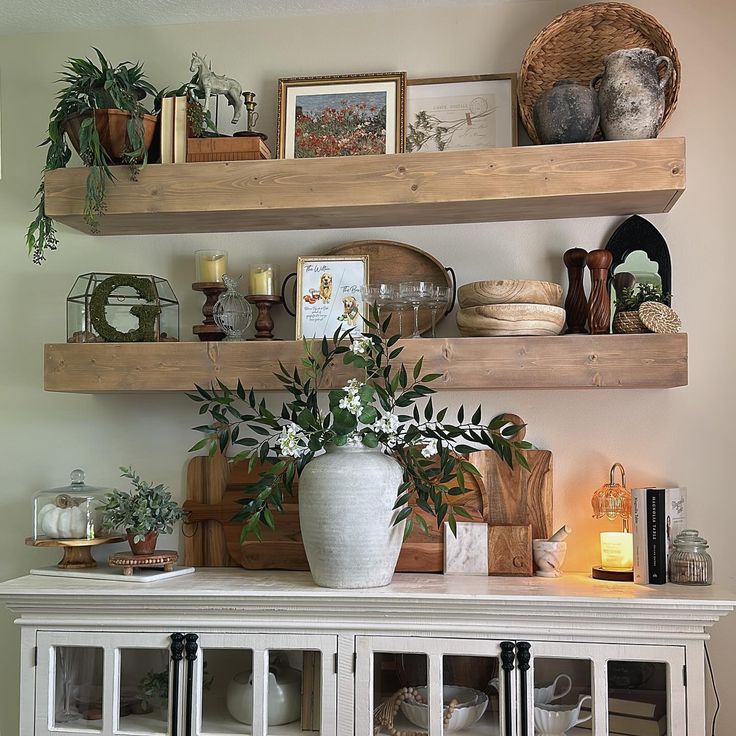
[108,550,179,576]
[25,536,125,569]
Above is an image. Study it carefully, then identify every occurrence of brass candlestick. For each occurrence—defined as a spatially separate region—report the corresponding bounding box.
[246,295,282,340]
[234,91,268,140]
[192,282,226,341]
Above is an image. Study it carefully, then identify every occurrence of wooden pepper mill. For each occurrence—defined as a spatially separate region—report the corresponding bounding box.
[563,248,589,334]
[585,249,613,335]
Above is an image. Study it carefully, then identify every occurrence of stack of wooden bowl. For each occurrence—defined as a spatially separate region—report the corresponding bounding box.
[456,280,565,337]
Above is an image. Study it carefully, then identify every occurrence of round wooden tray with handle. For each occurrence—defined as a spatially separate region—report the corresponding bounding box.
[283,240,455,337]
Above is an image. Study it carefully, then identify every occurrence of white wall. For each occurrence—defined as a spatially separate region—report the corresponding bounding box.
[0,0,734,731]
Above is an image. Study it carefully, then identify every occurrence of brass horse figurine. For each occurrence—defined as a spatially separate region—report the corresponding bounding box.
[189,52,244,125]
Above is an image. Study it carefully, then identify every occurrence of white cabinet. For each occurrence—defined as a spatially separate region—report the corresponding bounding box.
[33,630,337,736]
[1,570,733,736]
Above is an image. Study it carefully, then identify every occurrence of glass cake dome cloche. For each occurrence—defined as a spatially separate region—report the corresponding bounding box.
[32,469,113,541]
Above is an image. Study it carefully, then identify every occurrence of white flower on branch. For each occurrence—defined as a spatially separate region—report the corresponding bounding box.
[278,423,308,458]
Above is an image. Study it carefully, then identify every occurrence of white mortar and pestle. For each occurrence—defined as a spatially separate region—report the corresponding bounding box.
[533,525,571,578]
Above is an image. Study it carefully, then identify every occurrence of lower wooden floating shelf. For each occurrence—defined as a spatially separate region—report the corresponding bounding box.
[44,334,688,393]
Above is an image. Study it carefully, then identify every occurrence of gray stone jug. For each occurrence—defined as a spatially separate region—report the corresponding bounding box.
[533,80,600,144]
[593,48,673,140]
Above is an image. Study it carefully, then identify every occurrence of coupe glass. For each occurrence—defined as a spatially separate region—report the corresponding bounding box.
[360,283,397,330]
[427,285,451,338]
[399,281,435,339]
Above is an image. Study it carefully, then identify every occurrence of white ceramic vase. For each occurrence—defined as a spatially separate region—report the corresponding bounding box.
[298,445,405,589]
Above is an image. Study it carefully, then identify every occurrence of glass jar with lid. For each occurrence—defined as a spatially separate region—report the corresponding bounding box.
[669,529,713,585]
[33,469,113,541]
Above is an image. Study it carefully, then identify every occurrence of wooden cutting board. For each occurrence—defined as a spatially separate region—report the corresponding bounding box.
[183,454,487,572]
[469,414,553,540]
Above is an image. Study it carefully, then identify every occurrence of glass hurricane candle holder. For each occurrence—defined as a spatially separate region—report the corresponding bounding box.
[249,264,276,296]
[196,250,228,284]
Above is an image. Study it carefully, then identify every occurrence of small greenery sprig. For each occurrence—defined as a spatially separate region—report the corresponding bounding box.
[188,310,531,542]
[27,48,157,264]
[617,283,669,312]
[101,467,186,542]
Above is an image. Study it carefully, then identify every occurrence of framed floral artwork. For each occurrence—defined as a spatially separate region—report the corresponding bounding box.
[405,74,518,152]
[277,72,406,159]
[295,255,369,339]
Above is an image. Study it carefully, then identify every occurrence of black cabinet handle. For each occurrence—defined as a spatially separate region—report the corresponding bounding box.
[500,641,516,736]
[516,642,532,736]
[184,633,199,736]
[170,633,185,736]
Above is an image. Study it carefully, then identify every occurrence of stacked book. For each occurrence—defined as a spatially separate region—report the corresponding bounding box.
[158,96,188,164]
[579,690,668,736]
[632,487,687,585]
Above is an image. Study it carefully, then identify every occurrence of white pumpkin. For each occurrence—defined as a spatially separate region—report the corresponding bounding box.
[39,501,90,538]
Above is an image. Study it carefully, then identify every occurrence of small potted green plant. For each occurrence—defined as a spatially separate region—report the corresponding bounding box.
[101,467,186,555]
[27,48,158,264]
[613,282,669,333]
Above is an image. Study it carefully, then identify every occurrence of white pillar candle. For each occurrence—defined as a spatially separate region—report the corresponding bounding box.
[600,531,634,571]
[249,264,275,295]
[196,251,228,283]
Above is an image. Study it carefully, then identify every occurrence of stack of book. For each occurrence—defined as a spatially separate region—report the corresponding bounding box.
[632,487,687,585]
[578,691,668,735]
[158,95,188,164]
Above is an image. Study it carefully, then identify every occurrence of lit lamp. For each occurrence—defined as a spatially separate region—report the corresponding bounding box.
[591,463,634,581]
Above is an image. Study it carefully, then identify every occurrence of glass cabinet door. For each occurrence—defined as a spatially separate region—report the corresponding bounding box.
[526,642,686,736]
[36,631,175,736]
[357,636,514,736]
[193,633,337,736]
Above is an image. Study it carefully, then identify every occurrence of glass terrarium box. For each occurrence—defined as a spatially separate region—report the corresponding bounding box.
[67,272,179,343]
[33,470,112,541]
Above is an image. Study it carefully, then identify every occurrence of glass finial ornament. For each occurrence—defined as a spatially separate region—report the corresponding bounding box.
[591,463,634,581]
[213,275,253,341]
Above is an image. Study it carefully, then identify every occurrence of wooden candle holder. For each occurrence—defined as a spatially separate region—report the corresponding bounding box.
[246,295,282,340]
[192,282,226,341]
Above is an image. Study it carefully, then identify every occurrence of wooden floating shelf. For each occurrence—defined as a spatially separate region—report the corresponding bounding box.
[44,138,685,235]
[44,334,688,393]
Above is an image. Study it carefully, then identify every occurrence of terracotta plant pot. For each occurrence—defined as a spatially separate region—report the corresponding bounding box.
[127,530,158,555]
[64,109,158,164]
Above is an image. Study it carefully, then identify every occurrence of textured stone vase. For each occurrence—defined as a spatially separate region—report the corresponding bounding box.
[594,48,673,140]
[298,445,405,589]
[533,80,600,144]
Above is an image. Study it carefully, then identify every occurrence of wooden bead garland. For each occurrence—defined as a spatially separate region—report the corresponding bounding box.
[373,687,459,735]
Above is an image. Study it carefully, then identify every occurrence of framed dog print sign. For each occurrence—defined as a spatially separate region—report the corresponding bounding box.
[296,255,369,339]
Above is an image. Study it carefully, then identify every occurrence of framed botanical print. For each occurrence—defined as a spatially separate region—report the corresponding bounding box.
[296,255,369,339]
[405,74,518,152]
[277,72,406,159]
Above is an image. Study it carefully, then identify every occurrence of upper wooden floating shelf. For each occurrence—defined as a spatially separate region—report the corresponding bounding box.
[44,138,685,235]
[44,334,688,393]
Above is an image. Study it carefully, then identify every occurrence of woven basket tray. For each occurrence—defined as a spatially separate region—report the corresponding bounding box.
[519,2,681,144]
[613,310,648,334]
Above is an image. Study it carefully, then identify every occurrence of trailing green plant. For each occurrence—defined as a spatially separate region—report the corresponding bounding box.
[27,48,157,264]
[101,467,186,542]
[188,310,531,542]
[617,282,669,312]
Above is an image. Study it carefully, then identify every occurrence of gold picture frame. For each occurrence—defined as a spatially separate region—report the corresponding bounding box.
[295,255,370,340]
[406,73,518,151]
[277,72,406,159]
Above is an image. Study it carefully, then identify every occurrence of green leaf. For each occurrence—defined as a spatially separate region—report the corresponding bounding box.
[460,460,481,477]
[359,405,378,425]
[421,373,443,383]
[424,397,434,421]
[362,431,379,448]
[457,406,465,423]
[413,356,424,381]
[471,405,482,425]
[399,364,408,389]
